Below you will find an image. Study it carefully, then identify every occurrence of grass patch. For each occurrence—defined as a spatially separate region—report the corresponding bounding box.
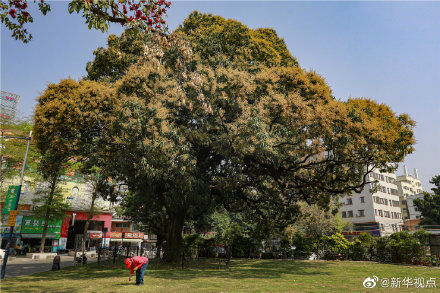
[1,259,439,292]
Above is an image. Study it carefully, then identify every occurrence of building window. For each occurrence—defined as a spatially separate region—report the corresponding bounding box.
[378,210,383,217]
[384,211,390,218]
[374,209,377,216]
[358,210,365,217]
[346,198,353,205]
[360,196,365,203]
[342,212,347,218]
[347,211,353,218]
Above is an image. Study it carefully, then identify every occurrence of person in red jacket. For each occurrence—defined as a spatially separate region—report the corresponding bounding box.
[124,256,149,285]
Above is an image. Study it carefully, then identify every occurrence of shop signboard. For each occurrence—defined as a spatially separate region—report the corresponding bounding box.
[7,210,18,226]
[110,232,122,238]
[0,215,23,235]
[3,185,19,214]
[21,216,62,236]
[87,231,102,239]
[123,232,144,239]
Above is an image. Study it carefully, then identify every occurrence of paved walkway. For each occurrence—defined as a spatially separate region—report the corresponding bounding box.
[1,255,97,279]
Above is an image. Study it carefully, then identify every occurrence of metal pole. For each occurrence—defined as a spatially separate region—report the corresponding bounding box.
[1,131,32,279]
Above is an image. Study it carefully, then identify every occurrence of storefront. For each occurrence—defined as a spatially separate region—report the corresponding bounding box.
[60,211,112,250]
[110,232,144,247]
[20,216,62,252]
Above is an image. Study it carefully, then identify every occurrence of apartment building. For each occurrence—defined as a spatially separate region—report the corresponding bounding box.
[396,166,424,220]
[401,193,424,231]
[406,193,424,220]
[339,169,404,237]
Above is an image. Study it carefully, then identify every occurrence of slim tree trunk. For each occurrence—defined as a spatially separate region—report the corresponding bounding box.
[40,177,57,253]
[82,191,97,253]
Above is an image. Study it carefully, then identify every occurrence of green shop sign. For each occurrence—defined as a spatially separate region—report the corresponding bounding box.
[21,216,62,235]
[3,185,19,214]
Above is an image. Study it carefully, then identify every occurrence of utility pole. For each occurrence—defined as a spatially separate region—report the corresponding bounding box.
[1,131,32,279]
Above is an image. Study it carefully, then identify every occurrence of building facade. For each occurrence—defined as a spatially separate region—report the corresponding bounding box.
[0,91,19,121]
[406,193,424,221]
[1,176,150,253]
[339,169,403,237]
[396,166,424,220]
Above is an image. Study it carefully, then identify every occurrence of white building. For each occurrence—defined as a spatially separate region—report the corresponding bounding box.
[339,169,403,237]
[406,193,424,221]
[396,166,424,219]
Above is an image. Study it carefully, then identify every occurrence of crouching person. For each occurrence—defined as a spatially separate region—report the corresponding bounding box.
[124,256,149,285]
[52,254,61,270]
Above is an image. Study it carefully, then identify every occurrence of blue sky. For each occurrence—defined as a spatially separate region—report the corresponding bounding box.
[1,1,439,189]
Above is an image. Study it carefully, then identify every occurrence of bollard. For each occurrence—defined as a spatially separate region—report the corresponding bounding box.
[97,244,101,265]
[181,251,184,269]
[113,243,117,265]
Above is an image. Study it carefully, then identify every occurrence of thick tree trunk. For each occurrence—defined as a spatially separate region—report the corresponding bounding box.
[82,192,97,253]
[155,234,163,259]
[164,211,185,263]
[39,177,57,253]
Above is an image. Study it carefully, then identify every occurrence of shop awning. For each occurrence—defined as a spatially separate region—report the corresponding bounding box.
[21,233,60,239]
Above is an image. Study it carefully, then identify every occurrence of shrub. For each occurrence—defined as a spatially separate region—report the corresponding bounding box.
[349,233,373,261]
[388,231,425,264]
[261,252,277,259]
[320,233,351,260]
[292,232,314,259]
[231,234,255,258]
[371,236,391,263]
[279,235,293,259]
[182,233,200,259]
[195,237,216,258]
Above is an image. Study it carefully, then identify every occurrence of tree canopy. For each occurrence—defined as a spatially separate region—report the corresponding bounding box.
[0,117,39,195]
[34,12,416,262]
[414,175,440,226]
[1,0,171,43]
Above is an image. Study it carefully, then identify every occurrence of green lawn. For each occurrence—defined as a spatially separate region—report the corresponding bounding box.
[1,259,439,292]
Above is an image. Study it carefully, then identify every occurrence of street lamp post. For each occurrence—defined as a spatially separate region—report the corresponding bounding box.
[1,131,32,279]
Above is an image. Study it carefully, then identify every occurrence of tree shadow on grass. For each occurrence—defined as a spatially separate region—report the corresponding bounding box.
[141,259,333,281]
[0,283,78,293]
[1,259,333,285]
